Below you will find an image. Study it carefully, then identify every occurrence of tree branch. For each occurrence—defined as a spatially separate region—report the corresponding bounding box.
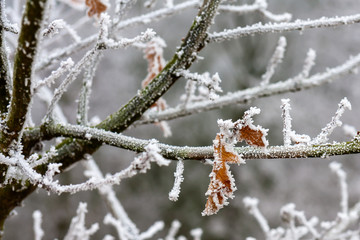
[0,0,11,116]
[208,13,360,42]
[136,51,360,124]
[0,0,48,151]
[26,122,360,161]
[0,0,48,234]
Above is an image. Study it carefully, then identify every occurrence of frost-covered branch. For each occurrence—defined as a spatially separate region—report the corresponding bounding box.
[311,98,352,145]
[169,159,185,201]
[209,13,360,43]
[0,0,49,151]
[33,58,74,90]
[281,99,292,147]
[83,156,140,238]
[115,0,199,30]
[138,52,360,124]
[63,203,99,240]
[0,0,11,115]
[32,210,44,240]
[218,0,292,22]
[34,118,360,161]
[260,36,287,86]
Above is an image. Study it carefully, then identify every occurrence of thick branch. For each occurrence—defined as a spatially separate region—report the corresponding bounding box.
[28,122,360,161]
[0,0,48,151]
[0,0,48,234]
[0,0,11,115]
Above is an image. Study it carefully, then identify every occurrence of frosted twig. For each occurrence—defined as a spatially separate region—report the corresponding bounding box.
[139,221,165,239]
[138,52,360,124]
[329,162,348,215]
[190,228,203,240]
[35,35,96,71]
[33,58,74,90]
[29,146,57,168]
[246,165,360,239]
[169,159,184,201]
[281,99,292,146]
[98,28,156,50]
[297,49,316,80]
[115,0,199,30]
[83,156,140,238]
[103,214,128,240]
[260,36,286,86]
[77,54,101,125]
[37,87,68,123]
[219,0,292,22]
[32,210,44,240]
[243,197,270,236]
[113,0,137,25]
[0,0,19,34]
[209,13,360,43]
[311,98,352,145]
[165,220,181,240]
[177,70,223,101]
[8,140,171,194]
[260,9,292,23]
[42,19,66,38]
[64,202,99,240]
[44,49,98,121]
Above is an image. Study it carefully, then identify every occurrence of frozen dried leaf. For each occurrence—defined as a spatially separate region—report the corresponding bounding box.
[142,37,166,88]
[203,108,268,216]
[237,125,266,147]
[142,38,171,137]
[85,0,108,17]
[234,107,269,148]
[202,134,243,216]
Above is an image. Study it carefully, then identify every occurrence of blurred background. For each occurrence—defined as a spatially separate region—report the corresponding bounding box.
[3,0,360,239]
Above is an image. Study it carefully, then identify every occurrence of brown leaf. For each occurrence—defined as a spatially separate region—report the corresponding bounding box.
[142,38,167,111]
[237,125,266,147]
[85,0,107,17]
[202,134,242,216]
[141,38,171,137]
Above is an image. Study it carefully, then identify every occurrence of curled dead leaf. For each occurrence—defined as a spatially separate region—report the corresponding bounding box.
[202,134,243,216]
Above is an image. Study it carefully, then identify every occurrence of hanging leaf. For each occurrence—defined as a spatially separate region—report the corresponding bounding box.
[202,107,268,216]
[142,38,172,137]
[202,134,243,216]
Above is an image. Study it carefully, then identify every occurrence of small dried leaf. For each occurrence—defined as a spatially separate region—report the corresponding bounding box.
[142,38,166,88]
[203,108,268,216]
[237,125,266,147]
[202,134,242,216]
[85,0,107,17]
[142,38,171,137]
[234,108,269,148]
